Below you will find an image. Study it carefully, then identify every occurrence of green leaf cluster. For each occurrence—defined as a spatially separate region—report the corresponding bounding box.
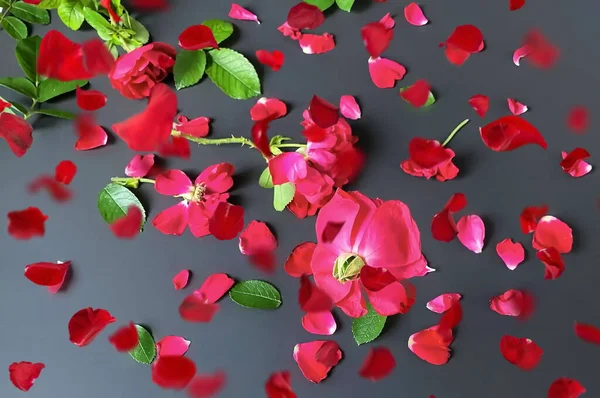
[0,0,50,40]
[304,0,355,12]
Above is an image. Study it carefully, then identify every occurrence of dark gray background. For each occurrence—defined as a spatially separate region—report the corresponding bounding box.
[1,0,599,397]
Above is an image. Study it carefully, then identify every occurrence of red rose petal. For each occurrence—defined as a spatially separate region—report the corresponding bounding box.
[400,79,431,108]
[445,25,484,53]
[0,97,11,112]
[179,293,219,323]
[174,115,211,137]
[55,160,77,184]
[186,371,226,398]
[368,57,406,88]
[299,275,333,313]
[287,3,324,30]
[293,340,342,383]
[480,115,547,151]
[8,362,45,392]
[510,0,525,11]
[513,44,532,66]
[548,378,586,398]
[284,242,316,277]
[250,97,287,122]
[508,98,528,115]
[574,322,600,345]
[426,293,462,314]
[24,261,69,292]
[251,119,273,157]
[131,0,167,10]
[37,30,90,81]
[302,311,337,336]
[152,356,196,390]
[68,307,116,347]
[339,95,361,120]
[408,326,453,365]
[520,204,548,234]
[156,335,191,357]
[404,3,428,26]
[490,289,526,317]
[314,340,342,367]
[361,22,393,59]
[532,215,573,253]
[360,266,396,292]
[158,136,191,159]
[523,30,559,69]
[567,106,589,133]
[125,154,155,178]
[75,113,108,150]
[444,44,472,66]
[321,221,345,243]
[0,112,33,157]
[456,214,485,254]
[302,125,328,142]
[196,273,235,303]
[256,50,284,71]
[178,25,219,50]
[468,94,489,118]
[409,137,453,169]
[438,302,463,331]
[299,33,336,55]
[379,13,395,29]
[431,193,467,242]
[172,269,190,290]
[100,0,121,22]
[81,39,115,76]
[76,87,107,111]
[308,95,339,129]
[28,176,72,202]
[208,202,244,241]
[358,347,396,381]
[496,238,525,270]
[499,335,543,370]
[265,371,297,398]
[229,3,260,24]
[7,207,48,240]
[108,323,139,352]
[537,247,565,280]
[561,148,592,178]
[109,206,143,239]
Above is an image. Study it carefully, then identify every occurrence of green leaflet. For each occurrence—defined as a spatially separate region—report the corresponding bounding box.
[335,0,355,12]
[258,167,274,189]
[128,325,156,364]
[15,35,41,82]
[97,183,146,228]
[0,77,36,99]
[201,19,234,44]
[37,78,87,102]
[82,7,116,41]
[229,280,282,309]
[205,48,261,100]
[174,50,206,90]
[58,0,85,30]
[352,303,387,345]
[35,108,76,119]
[127,16,149,46]
[11,2,50,24]
[273,183,295,211]
[2,17,28,40]
[0,0,10,7]
[36,0,62,8]
[304,0,335,10]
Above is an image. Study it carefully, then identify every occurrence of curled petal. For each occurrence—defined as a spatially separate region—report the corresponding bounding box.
[125,154,155,178]
[574,322,600,345]
[456,215,485,253]
[532,215,573,253]
[496,238,525,270]
[480,115,547,151]
[172,269,190,290]
[537,247,565,280]
[9,362,45,392]
[379,13,395,29]
[55,160,77,184]
[174,115,210,137]
[76,87,107,111]
[561,149,592,178]
[468,94,489,118]
[68,307,116,347]
[408,326,453,365]
[7,207,48,240]
[108,323,139,352]
[229,3,260,23]
[156,335,191,357]
[513,44,532,66]
[520,204,548,234]
[178,25,218,50]
[404,3,428,26]
[361,22,393,58]
[256,50,284,71]
[500,335,543,370]
[24,261,69,293]
[251,119,272,157]
[186,371,226,397]
[548,378,586,398]
[285,242,316,277]
[508,98,528,115]
[339,95,361,120]
[293,341,342,383]
[426,293,462,314]
[368,57,406,88]
[359,347,396,381]
[302,311,337,336]
[151,356,196,390]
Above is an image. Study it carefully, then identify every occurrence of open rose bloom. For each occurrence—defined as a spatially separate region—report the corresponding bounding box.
[307,189,426,317]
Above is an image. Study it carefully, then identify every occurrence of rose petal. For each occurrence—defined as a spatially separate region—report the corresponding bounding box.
[513,44,532,66]
[109,206,143,239]
[178,25,218,50]
[229,4,260,24]
[265,371,296,398]
[239,221,278,266]
[299,33,336,54]
[125,154,155,178]
[368,57,406,88]
[468,94,489,118]
[251,119,272,157]
[131,0,167,10]
[285,242,316,277]
[574,322,600,345]
[196,273,235,303]
[431,193,467,242]
[510,0,526,11]
[520,204,548,234]
[7,207,48,240]
[408,138,452,169]
[152,356,196,390]
[0,112,33,157]
[567,106,589,133]
[399,79,431,108]
[404,3,428,26]
[100,0,120,22]
[156,335,191,357]
[108,323,139,352]
[548,378,586,398]
[209,202,244,241]
[456,215,485,253]
[499,335,543,370]
[339,95,361,120]
[445,25,484,53]
[287,3,324,30]
[379,13,395,29]
[76,87,107,111]
[179,293,219,323]
[186,371,226,398]
[358,347,396,381]
[426,293,462,314]
[508,98,528,115]
[361,22,393,58]
[523,30,559,69]
[256,50,284,71]
[438,301,463,331]
[24,261,69,293]
[408,326,453,365]
[8,362,45,392]
[174,115,211,137]
[172,269,190,290]
[28,176,72,202]
[277,22,302,41]
[302,311,337,335]
[490,289,525,317]
[480,115,547,151]
[561,149,592,178]
[309,95,339,129]
[532,215,573,253]
[299,275,333,313]
[152,202,189,236]
[293,340,342,383]
[359,266,396,292]
[496,238,525,270]
[444,44,472,66]
[68,307,116,347]
[55,160,77,184]
[537,247,565,280]
[0,97,11,112]
[250,97,287,122]
[75,113,108,151]
[81,39,115,76]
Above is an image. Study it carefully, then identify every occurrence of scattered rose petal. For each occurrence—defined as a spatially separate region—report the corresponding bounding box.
[186,371,226,398]
[532,215,573,253]
[431,193,467,242]
[68,307,116,347]
[561,149,592,178]
[490,289,527,317]
[173,270,190,290]
[285,242,315,277]
[7,207,48,240]
[510,0,526,11]
[520,204,548,234]
[567,106,589,133]
[537,247,565,280]
[468,94,489,118]
[456,215,485,253]
[299,275,333,313]
[523,30,559,69]
[8,362,45,392]
[24,261,69,293]
[265,371,296,398]
[152,356,196,390]
[401,137,458,182]
[368,57,406,88]
[438,301,463,331]
[513,44,532,66]
[156,335,191,357]
[174,115,210,137]
[339,95,361,120]
[441,25,484,65]
[108,323,139,352]
[302,311,337,336]
[359,347,396,381]
[404,3,428,26]
[496,238,525,270]
[508,98,528,115]
[178,25,218,50]
[408,326,453,365]
[379,13,395,29]
[251,119,272,157]
[131,0,167,10]
[109,206,143,239]
[548,378,586,398]
[0,112,33,157]
[179,293,219,323]
[426,293,462,314]
[361,22,393,59]
[293,340,342,383]
[480,115,547,151]
[55,160,77,184]
[76,87,107,111]
[400,79,431,108]
[309,96,339,129]
[250,98,287,122]
[208,202,244,241]
[574,322,600,345]
[239,221,277,272]
[196,273,235,303]
[256,50,284,71]
[125,154,155,178]
[287,3,324,30]
[229,4,259,24]
[277,22,302,41]
[500,335,543,370]
[28,176,72,202]
[75,113,108,151]
[299,33,335,55]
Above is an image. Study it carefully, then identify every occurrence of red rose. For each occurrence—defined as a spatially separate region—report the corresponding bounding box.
[400,137,459,182]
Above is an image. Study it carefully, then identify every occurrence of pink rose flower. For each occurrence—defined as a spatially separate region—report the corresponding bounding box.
[109,43,176,99]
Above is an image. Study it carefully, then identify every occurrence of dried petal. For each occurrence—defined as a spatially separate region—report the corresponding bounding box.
[209,202,244,240]
[109,206,143,239]
[287,3,324,30]
[265,371,296,398]
[339,95,361,120]
[299,275,333,313]
[508,98,528,115]
[520,204,548,234]
[7,207,48,240]
[285,242,316,277]
[172,270,190,290]
[178,25,218,50]
[75,113,108,150]
[468,94,489,118]
[399,80,431,108]
[574,322,600,345]
[76,87,107,111]
[229,4,260,24]
[8,362,45,392]
[548,378,586,398]
[293,340,342,383]
[358,347,396,381]
[537,247,565,280]
[426,293,462,314]
[302,311,337,336]
[567,106,589,133]
[408,326,453,365]
[532,215,573,253]
[24,261,69,293]
[156,336,191,357]
[308,95,339,129]
[250,97,287,122]
[368,57,406,88]
[256,50,285,71]
[68,307,116,347]
[0,113,33,157]
[499,335,543,370]
[152,356,196,389]
[480,115,547,151]
[361,22,393,58]
[108,323,139,352]
[456,215,485,253]
[55,160,77,184]
[125,154,155,178]
[404,3,428,26]
[561,149,592,178]
[496,238,525,270]
[186,371,226,398]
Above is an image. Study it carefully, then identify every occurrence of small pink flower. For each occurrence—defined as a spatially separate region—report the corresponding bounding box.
[152,163,234,238]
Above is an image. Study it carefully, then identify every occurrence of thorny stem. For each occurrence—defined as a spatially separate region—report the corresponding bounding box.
[175,131,256,149]
[442,118,470,147]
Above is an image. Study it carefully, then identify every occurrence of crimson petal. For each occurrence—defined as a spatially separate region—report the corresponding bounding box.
[284,242,315,277]
[55,160,77,184]
[0,112,33,157]
[400,80,431,108]
[8,207,48,239]
[209,202,244,240]
[560,148,591,177]
[28,176,72,202]
[308,95,339,129]
[108,323,139,352]
[567,106,588,133]
[8,362,45,392]
[446,25,484,53]
[68,307,116,347]
[574,322,600,345]
[287,3,324,30]
[359,347,395,381]
[360,266,396,291]
[548,378,586,398]
[523,30,559,69]
[299,275,333,313]
[438,302,463,331]
[510,0,526,11]
[178,25,219,50]
[537,248,565,280]
[265,371,296,398]
[408,326,453,365]
[24,261,69,289]
[256,50,285,71]
[520,204,548,234]
[76,87,107,111]
[361,22,393,59]
[109,206,143,239]
[293,340,342,383]
[480,115,547,151]
[468,94,489,117]
[431,193,467,242]
[499,335,543,370]
[179,293,219,322]
[409,137,452,168]
[251,119,273,157]
[152,356,196,390]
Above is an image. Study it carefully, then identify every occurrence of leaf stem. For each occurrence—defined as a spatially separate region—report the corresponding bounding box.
[24,99,37,120]
[442,118,470,147]
[111,177,155,188]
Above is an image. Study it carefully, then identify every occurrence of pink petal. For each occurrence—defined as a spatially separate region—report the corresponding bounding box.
[196,162,235,194]
[468,94,489,118]
[196,273,234,303]
[490,289,526,317]
[293,341,342,383]
[125,154,155,178]
[496,238,525,270]
[426,293,462,314]
[109,206,143,239]
[172,269,190,290]
[239,221,277,255]
[339,95,361,120]
[302,311,337,335]
[456,215,485,253]
[379,13,395,29]
[156,335,191,357]
[187,371,226,398]
[250,97,287,121]
[152,202,189,236]
[532,215,573,253]
[513,44,532,66]
[508,98,529,115]
[368,57,406,88]
[567,106,589,134]
[358,347,396,381]
[228,3,259,24]
[299,33,335,55]
[268,152,308,185]
[364,281,415,316]
[404,3,428,26]
[74,113,107,150]
[408,326,453,366]
[285,242,316,277]
[155,169,193,196]
[561,149,592,178]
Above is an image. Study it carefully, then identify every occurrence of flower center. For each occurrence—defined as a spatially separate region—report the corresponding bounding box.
[182,183,206,203]
[333,253,365,283]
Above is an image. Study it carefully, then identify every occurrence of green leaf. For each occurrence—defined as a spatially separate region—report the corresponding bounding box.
[205,48,261,100]
[15,35,41,82]
[37,79,87,102]
[83,7,116,41]
[11,2,50,24]
[97,183,146,228]
[0,0,10,8]
[58,0,85,30]
[352,303,387,345]
[258,167,274,189]
[2,16,28,40]
[304,0,335,10]
[128,325,156,364]
[269,135,291,146]
[335,0,355,11]
[201,19,233,44]
[36,0,62,9]
[174,50,206,90]
[0,77,36,98]
[399,87,436,107]
[127,16,149,46]
[35,108,76,119]
[229,280,282,309]
[273,183,295,211]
